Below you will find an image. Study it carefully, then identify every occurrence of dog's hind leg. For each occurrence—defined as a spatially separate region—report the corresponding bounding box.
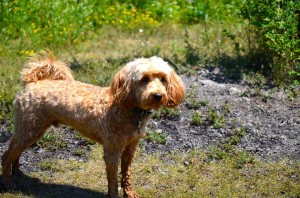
[1,113,51,188]
[11,154,22,176]
[2,137,29,187]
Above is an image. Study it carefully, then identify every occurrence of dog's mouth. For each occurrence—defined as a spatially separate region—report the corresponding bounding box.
[140,103,161,110]
[140,92,167,110]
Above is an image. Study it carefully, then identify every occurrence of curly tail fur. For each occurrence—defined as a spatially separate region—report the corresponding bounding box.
[21,50,74,85]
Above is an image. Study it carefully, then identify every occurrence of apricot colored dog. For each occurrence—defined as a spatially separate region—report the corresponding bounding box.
[1,52,185,198]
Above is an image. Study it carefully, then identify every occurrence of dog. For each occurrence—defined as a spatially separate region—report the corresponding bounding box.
[1,51,185,198]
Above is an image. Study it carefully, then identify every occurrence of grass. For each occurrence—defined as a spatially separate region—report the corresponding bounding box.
[1,146,299,198]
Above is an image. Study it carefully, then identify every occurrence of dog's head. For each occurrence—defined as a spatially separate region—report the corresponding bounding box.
[110,57,185,110]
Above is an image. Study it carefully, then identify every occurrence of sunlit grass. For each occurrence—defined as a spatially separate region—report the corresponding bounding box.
[1,146,299,198]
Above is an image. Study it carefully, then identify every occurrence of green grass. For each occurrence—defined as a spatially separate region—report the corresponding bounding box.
[1,146,299,198]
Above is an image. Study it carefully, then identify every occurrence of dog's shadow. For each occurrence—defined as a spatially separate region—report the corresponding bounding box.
[0,173,107,198]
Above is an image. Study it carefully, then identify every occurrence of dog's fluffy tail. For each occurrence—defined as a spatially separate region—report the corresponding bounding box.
[21,50,74,85]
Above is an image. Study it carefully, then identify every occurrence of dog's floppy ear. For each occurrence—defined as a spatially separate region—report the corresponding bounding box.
[110,68,137,109]
[166,70,185,107]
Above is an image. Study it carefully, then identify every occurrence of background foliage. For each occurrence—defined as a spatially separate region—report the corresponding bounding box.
[0,0,242,49]
[0,0,299,123]
[241,0,300,85]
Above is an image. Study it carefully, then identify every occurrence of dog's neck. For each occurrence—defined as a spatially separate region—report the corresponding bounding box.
[132,107,153,128]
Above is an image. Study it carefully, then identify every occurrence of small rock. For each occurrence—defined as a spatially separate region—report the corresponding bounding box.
[184,142,192,149]
[36,148,46,153]
[0,132,10,143]
[156,129,163,133]
[211,67,221,75]
[229,87,241,95]
[242,97,251,104]
[198,79,226,89]
[291,174,298,179]
[198,69,209,77]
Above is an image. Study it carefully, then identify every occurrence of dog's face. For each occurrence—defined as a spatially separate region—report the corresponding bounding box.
[135,67,169,110]
[110,57,185,110]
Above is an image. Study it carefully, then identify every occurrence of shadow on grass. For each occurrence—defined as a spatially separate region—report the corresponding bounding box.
[0,173,107,198]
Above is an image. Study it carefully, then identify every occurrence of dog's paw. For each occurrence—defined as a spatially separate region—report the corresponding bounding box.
[2,180,17,191]
[123,191,142,198]
[12,168,24,176]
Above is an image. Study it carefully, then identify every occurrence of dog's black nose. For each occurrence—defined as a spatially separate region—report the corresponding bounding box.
[153,93,163,101]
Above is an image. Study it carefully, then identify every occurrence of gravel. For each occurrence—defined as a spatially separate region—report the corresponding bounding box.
[144,70,300,161]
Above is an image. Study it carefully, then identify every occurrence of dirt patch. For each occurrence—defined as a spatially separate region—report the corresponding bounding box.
[145,70,300,161]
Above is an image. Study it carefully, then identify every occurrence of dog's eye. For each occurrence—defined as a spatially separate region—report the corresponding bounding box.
[141,76,150,83]
[160,76,167,83]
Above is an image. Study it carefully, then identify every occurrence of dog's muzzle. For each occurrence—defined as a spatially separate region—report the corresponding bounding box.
[153,93,163,102]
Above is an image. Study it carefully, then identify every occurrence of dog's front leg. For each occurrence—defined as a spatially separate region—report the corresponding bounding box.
[121,139,141,198]
[104,145,123,198]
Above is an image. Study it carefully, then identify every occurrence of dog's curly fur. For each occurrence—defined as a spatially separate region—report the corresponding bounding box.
[1,51,185,198]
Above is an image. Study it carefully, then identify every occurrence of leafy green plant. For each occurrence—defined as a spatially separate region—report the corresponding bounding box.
[185,98,203,109]
[207,146,228,160]
[222,102,231,115]
[206,107,218,123]
[286,71,300,100]
[244,72,267,88]
[205,107,226,129]
[208,127,249,160]
[73,149,85,157]
[199,99,210,106]
[185,86,210,109]
[145,131,167,145]
[213,115,225,129]
[191,111,202,126]
[39,161,53,171]
[152,107,181,120]
[233,150,255,169]
[241,0,300,84]
[36,130,67,151]
[222,127,248,150]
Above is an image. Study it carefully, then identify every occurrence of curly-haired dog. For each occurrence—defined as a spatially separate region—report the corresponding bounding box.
[1,52,185,198]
